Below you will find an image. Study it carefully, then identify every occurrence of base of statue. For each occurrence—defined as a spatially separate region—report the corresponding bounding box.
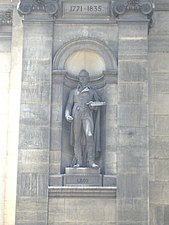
[63,167,102,186]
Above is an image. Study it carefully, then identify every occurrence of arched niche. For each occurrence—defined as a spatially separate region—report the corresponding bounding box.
[51,38,117,174]
[53,38,117,78]
[65,49,106,77]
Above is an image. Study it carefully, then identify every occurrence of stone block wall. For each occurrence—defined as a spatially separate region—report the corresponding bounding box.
[149,2,169,224]
[1,0,169,224]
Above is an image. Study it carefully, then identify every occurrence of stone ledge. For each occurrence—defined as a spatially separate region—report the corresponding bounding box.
[48,186,117,198]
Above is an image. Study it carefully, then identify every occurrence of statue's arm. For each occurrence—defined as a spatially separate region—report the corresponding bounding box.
[87,89,101,110]
[93,89,101,101]
[65,90,74,122]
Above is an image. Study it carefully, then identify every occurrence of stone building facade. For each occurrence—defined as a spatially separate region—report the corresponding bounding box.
[0,0,169,224]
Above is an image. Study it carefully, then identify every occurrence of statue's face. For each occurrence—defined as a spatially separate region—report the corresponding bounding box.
[79,70,89,85]
[79,75,89,85]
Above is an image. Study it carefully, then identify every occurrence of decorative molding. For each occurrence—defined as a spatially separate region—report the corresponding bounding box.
[48,186,117,197]
[0,10,12,25]
[112,0,154,17]
[17,0,59,16]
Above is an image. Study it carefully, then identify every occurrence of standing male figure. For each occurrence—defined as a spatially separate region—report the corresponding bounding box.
[65,69,103,168]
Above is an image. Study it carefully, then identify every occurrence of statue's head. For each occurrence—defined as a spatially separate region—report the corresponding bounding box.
[79,69,90,85]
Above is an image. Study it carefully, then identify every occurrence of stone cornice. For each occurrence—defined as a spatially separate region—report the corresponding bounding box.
[112,0,154,17]
[17,0,59,16]
[0,10,12,25]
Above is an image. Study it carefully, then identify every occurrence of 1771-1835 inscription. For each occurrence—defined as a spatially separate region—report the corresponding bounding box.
[62,1,110,18]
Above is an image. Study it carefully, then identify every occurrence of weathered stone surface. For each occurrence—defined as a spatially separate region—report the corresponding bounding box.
[153,75,169,94]
[22,59,52,82]
[153,159,169,181]
[149,53,169,73]
[119,60,148,81]
[118,104,148,127]
[19,126,50,149]
[105,151,117,174]
[150,204,164,225]
[117,198,148,222]
[118,82,148,104]
[49,150,61,174]
[15,210,47,224]
[149,34,169,53]
[118,22,148,38]
[21,82,50,104]
[150,136,169,159]
[106,127,117,150]
[17,173,48,197]
[50,127,62,150]
[151,93,169,114]
[150,181,169,204]
[16,196,48,212]
[118,127,148,148]
[119,39,148,55]
[164,205,169,225]
[150,12,169,35]
[103,175,116,187]
[117,12,150,225]
[48,196,116,224]
[154,115,169,136]
[117,148,148,174]
[18,150,49,173]
[117,174,148,198]
[20,104,50,126]
[49,175,63,186]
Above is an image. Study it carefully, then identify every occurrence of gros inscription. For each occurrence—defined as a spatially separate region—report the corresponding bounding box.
[62,1,110,18]
[77,178,89,184]
[64,174,102,186]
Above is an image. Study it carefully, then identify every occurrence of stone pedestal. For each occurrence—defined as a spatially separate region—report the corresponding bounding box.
[63,167,102,186]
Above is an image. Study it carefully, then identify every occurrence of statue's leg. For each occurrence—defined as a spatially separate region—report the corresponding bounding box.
[83,119,95,167]
[73,115,82,166]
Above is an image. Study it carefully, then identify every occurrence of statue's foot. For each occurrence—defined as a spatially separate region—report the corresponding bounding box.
[73,164,80,168]
[91,163,99,168]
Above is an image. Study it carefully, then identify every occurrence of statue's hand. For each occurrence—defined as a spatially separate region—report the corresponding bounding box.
[66,115,73,122]
[87,101,98,110]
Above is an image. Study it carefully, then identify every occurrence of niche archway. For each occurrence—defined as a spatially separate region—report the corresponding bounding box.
[65,49,106,76]
[53,38,117,78]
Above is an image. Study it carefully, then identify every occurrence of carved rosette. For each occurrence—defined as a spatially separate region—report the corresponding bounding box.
[0,10,12,25]
[17,0,59,16]
[112,0,154,18]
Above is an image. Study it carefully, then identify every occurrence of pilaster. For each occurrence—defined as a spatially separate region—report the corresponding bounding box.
[112,0,154,224]
[15,1,57,224]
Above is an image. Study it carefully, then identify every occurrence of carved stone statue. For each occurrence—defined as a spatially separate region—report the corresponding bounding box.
[65,69,105,168]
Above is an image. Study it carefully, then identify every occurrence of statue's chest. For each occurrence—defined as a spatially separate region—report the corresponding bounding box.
[74,90,93,103]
